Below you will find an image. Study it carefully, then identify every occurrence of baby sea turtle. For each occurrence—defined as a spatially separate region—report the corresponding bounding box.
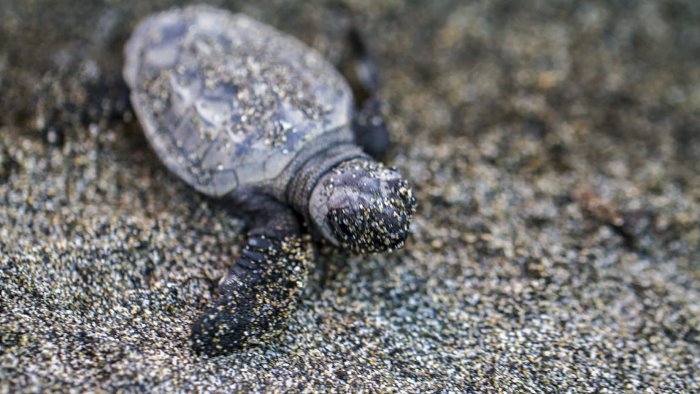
[124,5,416,355]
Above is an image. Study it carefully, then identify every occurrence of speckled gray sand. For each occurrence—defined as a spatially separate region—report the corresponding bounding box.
[1,0,700,392]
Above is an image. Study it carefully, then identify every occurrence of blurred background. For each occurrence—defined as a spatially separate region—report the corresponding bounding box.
[1,0,699,392]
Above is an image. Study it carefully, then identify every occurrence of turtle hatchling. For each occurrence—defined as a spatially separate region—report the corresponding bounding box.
[124,5,416,355]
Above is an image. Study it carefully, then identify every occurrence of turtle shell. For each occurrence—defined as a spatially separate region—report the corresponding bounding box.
[124,6,354,197]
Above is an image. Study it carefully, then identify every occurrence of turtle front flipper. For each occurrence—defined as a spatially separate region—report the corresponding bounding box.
[191,194,310,355]
[334,18,391,159]
[352,97,391,160]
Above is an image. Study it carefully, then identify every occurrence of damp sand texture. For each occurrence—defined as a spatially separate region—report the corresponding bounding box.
[1,0,700,392]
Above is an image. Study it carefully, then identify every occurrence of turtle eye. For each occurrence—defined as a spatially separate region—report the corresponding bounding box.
[326,198,409,253]
[324,178,412,254]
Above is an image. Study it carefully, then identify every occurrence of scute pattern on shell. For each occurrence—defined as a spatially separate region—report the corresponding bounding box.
[124,6,353,197]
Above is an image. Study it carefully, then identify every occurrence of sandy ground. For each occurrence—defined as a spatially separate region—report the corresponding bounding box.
[1,0,699,392]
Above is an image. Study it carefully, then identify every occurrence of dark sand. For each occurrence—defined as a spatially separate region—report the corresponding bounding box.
[1,0,699,392]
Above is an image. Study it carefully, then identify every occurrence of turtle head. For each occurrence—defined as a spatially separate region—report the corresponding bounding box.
[309,159,416,253]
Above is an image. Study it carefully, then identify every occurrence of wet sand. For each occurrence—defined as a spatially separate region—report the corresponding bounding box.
[1,0,699,392]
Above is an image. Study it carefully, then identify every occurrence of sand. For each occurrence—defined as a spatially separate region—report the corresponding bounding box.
[1,0,699,392]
